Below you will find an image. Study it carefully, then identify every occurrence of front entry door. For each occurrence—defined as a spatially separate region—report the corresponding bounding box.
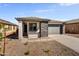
[23,24,28,37]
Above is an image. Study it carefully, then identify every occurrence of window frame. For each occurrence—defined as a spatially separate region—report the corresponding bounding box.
[29,23,37,32]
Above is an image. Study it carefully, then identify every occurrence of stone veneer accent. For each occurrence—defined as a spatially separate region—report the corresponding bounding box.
[40,22,48,37]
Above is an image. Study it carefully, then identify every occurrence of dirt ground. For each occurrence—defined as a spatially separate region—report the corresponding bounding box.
[4,39,79,56]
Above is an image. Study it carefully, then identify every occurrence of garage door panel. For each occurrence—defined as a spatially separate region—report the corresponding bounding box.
[48,27,60,34]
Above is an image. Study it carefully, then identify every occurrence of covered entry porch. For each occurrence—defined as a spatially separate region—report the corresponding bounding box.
[23,21,40,38]
[16,17,49,39]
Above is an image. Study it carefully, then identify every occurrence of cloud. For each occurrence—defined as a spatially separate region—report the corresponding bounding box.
[58,3,78,6]
[35,10,49,13]
[0,4,8,7]
[34,9,53,13]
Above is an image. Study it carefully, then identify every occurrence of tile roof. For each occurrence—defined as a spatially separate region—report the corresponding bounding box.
[65,19,79,24]
[0,19,17,26]
[15,17,50,22]
[48,20,64,24]
[16,17,64,24]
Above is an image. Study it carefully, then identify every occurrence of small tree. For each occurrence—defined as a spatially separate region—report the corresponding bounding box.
[0,24,3,41]
[0,24,5,41]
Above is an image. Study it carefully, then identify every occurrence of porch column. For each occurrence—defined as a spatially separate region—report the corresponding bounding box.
[37,22,40,37]
[63,25,65,34]
[18,21,23,39]
[37,22,39,29]
[27,22,29,37]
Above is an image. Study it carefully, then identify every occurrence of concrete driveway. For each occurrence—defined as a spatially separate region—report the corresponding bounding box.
[49,34,79,53]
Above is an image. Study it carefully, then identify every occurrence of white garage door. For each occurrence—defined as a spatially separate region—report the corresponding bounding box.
[48,26,60,34]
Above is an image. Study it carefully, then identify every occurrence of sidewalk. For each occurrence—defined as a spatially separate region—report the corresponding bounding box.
[49,34,79,53]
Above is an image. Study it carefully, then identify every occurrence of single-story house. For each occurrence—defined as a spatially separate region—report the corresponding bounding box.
[16,17,64,39]
[65,19,79,34]
[0,19,17,37]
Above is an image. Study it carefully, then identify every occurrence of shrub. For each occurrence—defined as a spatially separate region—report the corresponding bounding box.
[43,49,50,53]
[24,42,28,45]
[24,50,30,55]
[0,47,1,51]
[0,33,3,41]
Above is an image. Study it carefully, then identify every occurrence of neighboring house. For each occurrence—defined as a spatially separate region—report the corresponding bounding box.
[0,19,17,37]
[16,17,64,39]
[65,19,79,34]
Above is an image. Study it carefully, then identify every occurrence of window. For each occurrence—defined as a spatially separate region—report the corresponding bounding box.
[8,26,12,30]
[29,23,37,31]
[13,26,16,30]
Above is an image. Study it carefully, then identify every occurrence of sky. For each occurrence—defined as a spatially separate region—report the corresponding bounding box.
[0,3,79,24]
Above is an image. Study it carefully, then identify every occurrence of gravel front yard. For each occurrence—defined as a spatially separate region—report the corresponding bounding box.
[4,39,79,56]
